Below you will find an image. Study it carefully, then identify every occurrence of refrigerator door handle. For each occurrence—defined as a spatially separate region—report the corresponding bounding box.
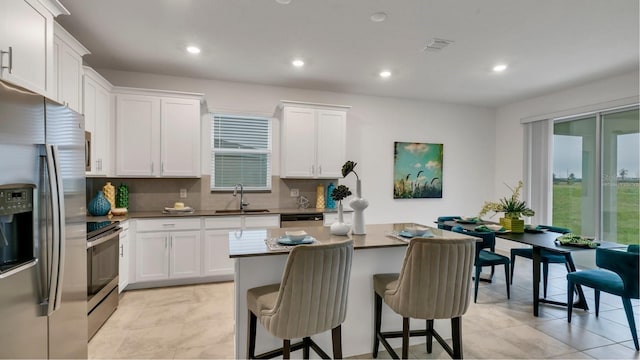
[44,145,65,314]
[50,145,66,312]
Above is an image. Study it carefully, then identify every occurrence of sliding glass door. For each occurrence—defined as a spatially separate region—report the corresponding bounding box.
[552,107,639,244]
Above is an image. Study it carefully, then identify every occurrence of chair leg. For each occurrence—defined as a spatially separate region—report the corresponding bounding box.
[402,317,409,359]
[504,263,510,299]
[474,265,481,303]
[622,297,639,351]
[247,310,257,359]
[451,317,463,359]
[426,319,434,354]
[595,290,600,316]
[567,279,574,322]
[373,293,382,358]
[510,253,516,285]
[542,262,549,298]
[303,337,311,359]
[490,265,495,281]
[332,325,343,359]
[283,339,291,359]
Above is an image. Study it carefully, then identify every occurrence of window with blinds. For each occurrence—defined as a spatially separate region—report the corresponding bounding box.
[210,114,272,191]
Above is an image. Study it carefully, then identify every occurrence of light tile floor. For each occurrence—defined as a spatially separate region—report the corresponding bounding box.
[90,256,639,359]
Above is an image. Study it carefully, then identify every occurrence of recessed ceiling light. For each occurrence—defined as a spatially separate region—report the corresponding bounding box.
[493,64,507,72]
[370,12,387,22]
[186,46,201,54]
[379,70,392,78]
[275,0,292,4]
[292,59,305,67]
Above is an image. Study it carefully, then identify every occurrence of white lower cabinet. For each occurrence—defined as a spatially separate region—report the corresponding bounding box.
[134,218,201,283]
[118,220,130,292]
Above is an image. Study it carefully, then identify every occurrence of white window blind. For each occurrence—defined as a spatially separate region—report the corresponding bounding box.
[211,114,272,191]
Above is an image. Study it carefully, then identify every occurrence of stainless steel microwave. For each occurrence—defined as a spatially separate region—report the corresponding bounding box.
[85,131,91,171]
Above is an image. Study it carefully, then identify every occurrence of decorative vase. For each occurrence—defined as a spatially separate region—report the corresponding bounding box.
[326,182,336,209]
[502,217,525,233]
[88,191,111,216]
[349,179,369,235]
[116,183,129,209]
[102,182,115,210]
[316,184,325,209]
[330,202,351,236]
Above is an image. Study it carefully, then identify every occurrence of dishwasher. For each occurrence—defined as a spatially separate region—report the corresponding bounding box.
[280,213,324,228]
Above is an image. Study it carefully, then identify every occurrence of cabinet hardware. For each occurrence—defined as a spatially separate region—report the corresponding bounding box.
[319,165,322,174]
[151,162,154,173]
[162,223,175,227]
[119,244,124,257]
[1,47,13,73]
[161,162,164,174]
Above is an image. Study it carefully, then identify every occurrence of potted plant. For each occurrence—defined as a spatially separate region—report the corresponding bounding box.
[342,160,369,234]
[330,184,352,235]
[478,181,534,233]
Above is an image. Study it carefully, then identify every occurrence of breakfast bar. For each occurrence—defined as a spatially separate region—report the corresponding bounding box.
[230,223,478,358]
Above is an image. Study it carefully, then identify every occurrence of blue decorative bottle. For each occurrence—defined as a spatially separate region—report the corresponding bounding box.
[88,191,111,216]
[326,182,336,209]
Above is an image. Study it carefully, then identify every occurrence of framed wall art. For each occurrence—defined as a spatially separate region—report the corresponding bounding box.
[393,142,443,199]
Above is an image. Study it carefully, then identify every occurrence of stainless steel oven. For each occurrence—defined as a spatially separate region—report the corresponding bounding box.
[86,220,121,339]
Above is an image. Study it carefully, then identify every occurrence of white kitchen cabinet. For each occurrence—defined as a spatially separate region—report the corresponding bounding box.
[202,214,279,277]
[135,218,202,282]
[279,101,350,178]
[83,66,112,176]
[114,87,203,177]
[53,21,88,112]
[0,0,66,96]
[118,220,130,292]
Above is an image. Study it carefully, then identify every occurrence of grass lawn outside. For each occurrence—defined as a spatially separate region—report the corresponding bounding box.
[552,182,639,245]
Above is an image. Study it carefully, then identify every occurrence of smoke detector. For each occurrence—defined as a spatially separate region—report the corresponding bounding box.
[423,38,454,52]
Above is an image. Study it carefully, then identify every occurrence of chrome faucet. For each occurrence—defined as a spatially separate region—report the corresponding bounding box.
[233,183,249,211]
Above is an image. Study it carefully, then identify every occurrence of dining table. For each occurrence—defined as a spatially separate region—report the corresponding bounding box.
[440,220,623,316]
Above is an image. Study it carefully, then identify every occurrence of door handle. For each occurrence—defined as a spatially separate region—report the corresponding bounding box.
[1,47,13,73]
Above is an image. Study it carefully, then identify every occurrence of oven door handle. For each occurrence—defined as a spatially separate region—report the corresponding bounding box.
[87,228,122,249]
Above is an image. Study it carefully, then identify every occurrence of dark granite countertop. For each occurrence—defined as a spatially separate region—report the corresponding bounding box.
[87,207,351,222]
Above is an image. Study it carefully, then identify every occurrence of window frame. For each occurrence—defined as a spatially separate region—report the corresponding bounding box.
[210,113,273,192]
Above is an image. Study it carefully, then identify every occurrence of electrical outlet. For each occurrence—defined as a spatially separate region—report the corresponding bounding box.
[179,189,187,198]
[290,188,299,197]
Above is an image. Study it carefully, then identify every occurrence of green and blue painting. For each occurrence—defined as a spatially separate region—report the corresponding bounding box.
[393,142,443,199]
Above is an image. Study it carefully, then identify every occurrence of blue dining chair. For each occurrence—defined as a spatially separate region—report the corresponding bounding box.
[436,216,461,231]
[510,225,573,298]
[452,225,510,302]
[567,245,640,350]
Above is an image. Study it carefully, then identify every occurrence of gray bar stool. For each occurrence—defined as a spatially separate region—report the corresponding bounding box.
[373,237,476,359]
[247,240,354,359]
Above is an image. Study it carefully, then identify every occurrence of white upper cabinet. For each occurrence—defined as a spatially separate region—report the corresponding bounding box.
[83,66,112,176]
[53,21,88,112]
[279,101,350,179]
[114,87,204,177]
[0,0,67,96]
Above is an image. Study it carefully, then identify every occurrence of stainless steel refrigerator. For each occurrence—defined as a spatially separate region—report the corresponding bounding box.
[0,79,88,358]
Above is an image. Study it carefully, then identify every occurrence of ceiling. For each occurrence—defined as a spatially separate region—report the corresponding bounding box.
[57,0,639,108]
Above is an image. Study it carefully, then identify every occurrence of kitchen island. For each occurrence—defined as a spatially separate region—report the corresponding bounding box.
[230,223,478,358]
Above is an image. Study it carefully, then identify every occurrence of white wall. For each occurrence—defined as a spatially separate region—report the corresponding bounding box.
[98,69,496,225]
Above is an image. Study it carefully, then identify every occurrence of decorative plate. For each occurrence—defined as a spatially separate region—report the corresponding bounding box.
[277,236,315,246]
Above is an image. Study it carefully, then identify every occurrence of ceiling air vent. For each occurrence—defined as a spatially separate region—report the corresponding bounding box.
[423,38,454,52]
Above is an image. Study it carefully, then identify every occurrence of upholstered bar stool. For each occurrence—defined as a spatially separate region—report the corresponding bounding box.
[247,240,354,359]
[373,237,476,359]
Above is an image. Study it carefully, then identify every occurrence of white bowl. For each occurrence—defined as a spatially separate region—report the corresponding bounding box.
[405,226,429,237]
[485,224,503,231]
[285,230,308,241]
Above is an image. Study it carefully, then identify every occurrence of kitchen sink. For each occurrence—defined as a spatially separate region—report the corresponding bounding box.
[215,209,270,214]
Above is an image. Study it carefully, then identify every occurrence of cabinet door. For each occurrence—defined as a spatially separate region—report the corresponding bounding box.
[280,106,316,178]
[54,38,83,112]
[1,0,51,95]
[118,227,129,292]
[203,230,234,277]
[316,109,346,178]
[135,232,169,282]
[84,73,111,175]
[169,230,201,279]
[116,94,160,176]
[161,97,200,176]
